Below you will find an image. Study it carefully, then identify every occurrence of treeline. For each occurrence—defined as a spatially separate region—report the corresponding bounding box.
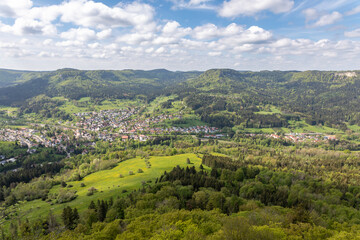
[184,94,288,128]
[19,95,72,120]
[0,162,64,189]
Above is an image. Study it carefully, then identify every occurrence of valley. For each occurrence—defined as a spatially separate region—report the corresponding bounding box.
[1,68,360,239]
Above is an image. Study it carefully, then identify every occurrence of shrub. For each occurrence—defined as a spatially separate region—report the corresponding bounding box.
[137,168,144,173]
[129,171,134,175]
[80,183,86,187]
[56,189,77,203]
[87,187,98,196]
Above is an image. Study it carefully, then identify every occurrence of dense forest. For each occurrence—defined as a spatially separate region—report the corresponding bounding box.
[0,134,360,239]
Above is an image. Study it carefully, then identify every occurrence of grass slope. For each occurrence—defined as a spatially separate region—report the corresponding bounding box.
[12,153,204,223]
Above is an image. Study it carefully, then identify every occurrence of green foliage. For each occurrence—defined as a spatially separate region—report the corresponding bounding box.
[62,206,79,230]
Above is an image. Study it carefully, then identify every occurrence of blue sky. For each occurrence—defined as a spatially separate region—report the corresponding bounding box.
[0,0,360,71]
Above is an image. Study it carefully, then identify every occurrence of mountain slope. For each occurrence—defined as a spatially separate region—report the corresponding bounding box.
[0,69,202,105]
[0,69,46,88]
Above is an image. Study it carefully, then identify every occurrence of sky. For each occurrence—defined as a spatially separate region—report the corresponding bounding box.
[0,0,360,71]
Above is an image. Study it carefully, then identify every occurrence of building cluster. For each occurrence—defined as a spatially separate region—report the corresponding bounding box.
[73,108,138,131]
[0,128,41,148]
[0,108,220,156]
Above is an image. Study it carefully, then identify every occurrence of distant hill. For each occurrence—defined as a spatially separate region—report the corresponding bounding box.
[0,69,201,105]
[0,69,46,88]
[181,69,360,128]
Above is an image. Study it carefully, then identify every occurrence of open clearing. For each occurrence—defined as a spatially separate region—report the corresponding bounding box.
[12,153,204,223]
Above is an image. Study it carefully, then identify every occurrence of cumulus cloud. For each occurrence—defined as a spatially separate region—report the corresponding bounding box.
[61,28,97,42]
[219,0,294,17]
[60,28,111,42]
[192,23,244,40]
[162,21,191,38]
[1,18,57,36]
[60,1,154,30]
[1,0,360,71]
[0,0,32,18]
[0,0,155,37]
[117,32,154,45]
[345,28,360,38]
[193,24,272,48]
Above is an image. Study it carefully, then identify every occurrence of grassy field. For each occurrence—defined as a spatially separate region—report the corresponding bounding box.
[348,125,360,132]
[286,120,343,134]
[234,127,275,134]
[0,106,18,117]
[256,106,282,115]
[233,120,346,135]
[56,97,142,114]
[10,153,205,224]
[144,95,176,114]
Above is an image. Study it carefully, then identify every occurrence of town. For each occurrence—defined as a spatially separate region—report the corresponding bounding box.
[0,108,219,158]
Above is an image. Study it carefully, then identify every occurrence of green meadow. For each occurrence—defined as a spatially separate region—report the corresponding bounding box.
[56,97,142,114]
[11,153,205,223]
[256,106,282,115]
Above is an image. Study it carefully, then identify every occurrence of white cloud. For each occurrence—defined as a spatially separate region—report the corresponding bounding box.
[193,24,219,40]
[153,37,178,45]
[345,28,360,38]
[97,29,112,39]
[192,23,244,40]
[55,40,83,47]
[313,11,342,27]
[208,51,221,56]
[43,39,53,46]
[218,26,273,45]
[61,28,96,42]
[346,5,360,16]
[60,1,154,30]
[162,21,191,37]
[234,44,254,52]
[219,0,294,17]
[60,28,112,42]
[169,0,215,10]
[38,51,56,57]
[1,18,57,36]
[1,0,360,71]
[155,47,166,54]
[0,0,32,18]
[27,5,62,23]
[145,47,154,53]
[88,42,100,49]
[303,8,319,22]
[0,42,17,48]
[117,32,154,45]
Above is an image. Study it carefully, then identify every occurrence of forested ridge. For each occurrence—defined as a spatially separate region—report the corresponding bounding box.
[1,68,359,129]
[0,69,200,105]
